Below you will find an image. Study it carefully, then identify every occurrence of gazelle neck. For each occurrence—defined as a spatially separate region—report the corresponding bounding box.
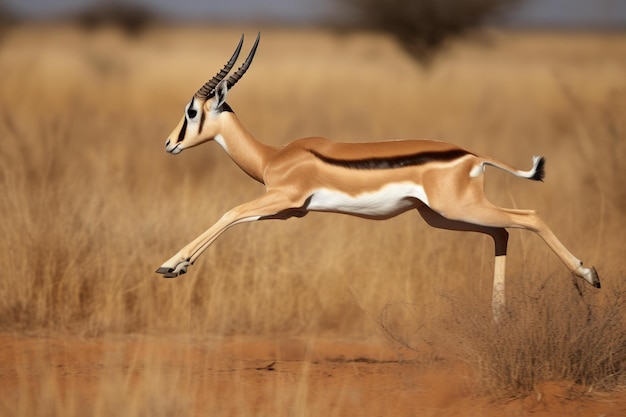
[215,111,276,183]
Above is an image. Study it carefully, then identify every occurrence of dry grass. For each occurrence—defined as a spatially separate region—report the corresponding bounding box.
[6,370,192,417]
[0,25,625,406]
[445,278,626,398]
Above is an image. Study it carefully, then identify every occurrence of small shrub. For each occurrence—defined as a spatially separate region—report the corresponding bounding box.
[341,0,522,62]
[451,277,626,397]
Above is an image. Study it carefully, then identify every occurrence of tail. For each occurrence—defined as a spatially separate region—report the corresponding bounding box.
[529,156,546,181]
[471,156,545,182]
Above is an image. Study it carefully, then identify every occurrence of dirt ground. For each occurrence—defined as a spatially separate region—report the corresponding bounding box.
[2,334,625,417]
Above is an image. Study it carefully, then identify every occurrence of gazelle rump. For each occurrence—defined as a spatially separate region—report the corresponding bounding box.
[157,33,600,319]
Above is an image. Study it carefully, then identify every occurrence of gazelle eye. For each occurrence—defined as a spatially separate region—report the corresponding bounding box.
[187,108,197,119]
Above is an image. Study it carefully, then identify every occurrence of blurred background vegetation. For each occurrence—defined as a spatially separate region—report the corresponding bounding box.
[1,0,625,59]
[0,0,625,405]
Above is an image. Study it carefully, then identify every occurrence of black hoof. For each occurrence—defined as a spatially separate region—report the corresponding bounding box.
[591,266,601,289]
[155,267,178,278]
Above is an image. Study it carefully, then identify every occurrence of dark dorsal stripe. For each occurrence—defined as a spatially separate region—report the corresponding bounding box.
[309,148,472,170]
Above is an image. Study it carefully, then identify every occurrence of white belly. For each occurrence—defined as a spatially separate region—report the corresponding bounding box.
[307,182,429,218]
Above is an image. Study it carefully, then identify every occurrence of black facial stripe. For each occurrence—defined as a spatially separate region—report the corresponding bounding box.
[309,149,472,170]
[176,117,188,143]
[185,97,195,118]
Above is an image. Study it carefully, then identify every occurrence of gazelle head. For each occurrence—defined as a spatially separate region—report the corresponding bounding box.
[165,33,260,154]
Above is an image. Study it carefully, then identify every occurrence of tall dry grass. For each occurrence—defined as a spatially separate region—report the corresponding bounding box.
[0,25,625,398]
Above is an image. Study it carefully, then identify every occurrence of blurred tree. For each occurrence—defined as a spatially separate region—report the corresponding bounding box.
[0,0,16,44]
[72,1,158,36]
[341,0,523,62]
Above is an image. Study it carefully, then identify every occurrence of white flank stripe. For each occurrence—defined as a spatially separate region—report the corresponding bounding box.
[308,182,429,217]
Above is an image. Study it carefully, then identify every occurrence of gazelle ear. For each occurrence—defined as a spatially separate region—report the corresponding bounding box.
[211,80,229,111]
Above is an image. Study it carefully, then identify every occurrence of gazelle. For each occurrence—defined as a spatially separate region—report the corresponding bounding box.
[157,33,600,318]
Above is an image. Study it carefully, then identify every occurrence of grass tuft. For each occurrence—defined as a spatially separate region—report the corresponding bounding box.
[449,277,626,398]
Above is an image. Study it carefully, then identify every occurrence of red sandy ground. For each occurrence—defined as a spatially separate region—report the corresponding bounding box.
[1,334,625,416]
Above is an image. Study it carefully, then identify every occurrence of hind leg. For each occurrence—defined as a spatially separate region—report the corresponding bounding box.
[432,198,600,288]
[417,205,509,320]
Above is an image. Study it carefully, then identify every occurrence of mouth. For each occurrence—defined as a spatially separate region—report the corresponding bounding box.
[165,139,183,155]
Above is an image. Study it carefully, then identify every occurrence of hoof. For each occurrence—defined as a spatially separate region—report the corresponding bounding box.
[155,261,190,278]
[155,267,178,278]
[574,265,601,289]
[590,266,601,289]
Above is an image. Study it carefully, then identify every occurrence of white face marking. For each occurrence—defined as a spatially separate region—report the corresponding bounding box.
[307,182,429,218]
[170,144,183,154]
[185,99,200,132]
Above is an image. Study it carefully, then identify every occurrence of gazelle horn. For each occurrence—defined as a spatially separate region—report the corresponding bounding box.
[194,34,244,99]
[226,32,260,90]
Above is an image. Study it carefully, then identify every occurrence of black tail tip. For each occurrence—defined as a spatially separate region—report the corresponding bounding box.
[531,157,545,182]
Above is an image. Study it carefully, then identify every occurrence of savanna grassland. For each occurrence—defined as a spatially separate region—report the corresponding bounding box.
[0,24,625,416]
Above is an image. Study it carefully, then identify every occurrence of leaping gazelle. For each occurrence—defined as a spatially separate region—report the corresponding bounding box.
[156,33,600,318]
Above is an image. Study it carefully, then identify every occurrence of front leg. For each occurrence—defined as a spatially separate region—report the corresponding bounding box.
[156,191,304,278]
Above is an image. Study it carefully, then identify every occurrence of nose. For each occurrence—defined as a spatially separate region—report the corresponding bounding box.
[165,139,171,148]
